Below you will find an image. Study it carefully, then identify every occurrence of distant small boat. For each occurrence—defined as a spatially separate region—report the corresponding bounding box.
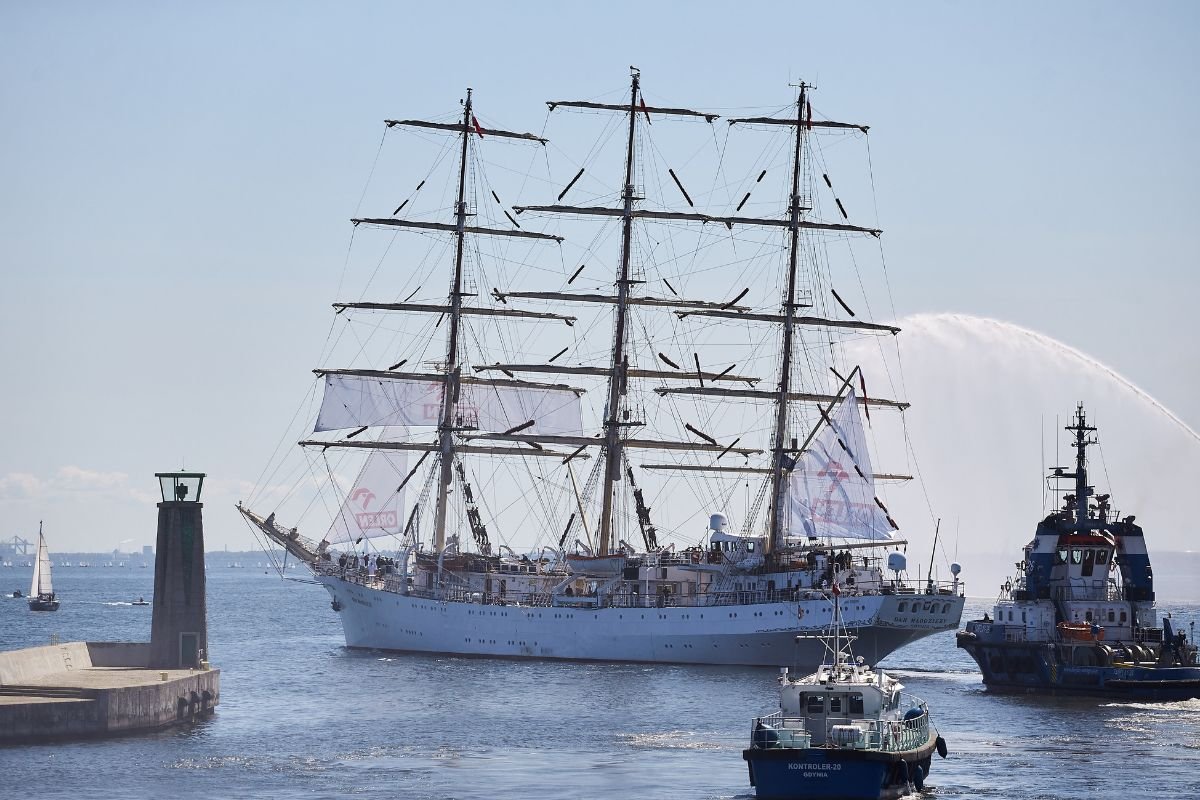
[132,597,150,606]
[28,523,60,612]
[11,590,21,598]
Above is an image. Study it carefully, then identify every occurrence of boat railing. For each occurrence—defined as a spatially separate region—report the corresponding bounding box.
[747,711,812,749]
[1052,582,1123,602]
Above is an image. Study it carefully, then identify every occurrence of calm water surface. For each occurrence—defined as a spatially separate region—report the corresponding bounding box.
[1,568,1198,799]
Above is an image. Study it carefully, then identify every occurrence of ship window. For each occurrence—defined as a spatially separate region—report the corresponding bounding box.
[1085,610,1093,622]
[807,696,824,714]
[849,693,864,714]
[1021,611,1026,623]
[1082,549,1096,577]
[1056,547,1068,564]
[1096,549,1110,565]
[1108,610,1115,623]
[1120,611,1127,623]
[1071,548,1082,565]
[898,602,907,612]
[829,696,842,714]
[746,542,756,552]
[661,568,668,580]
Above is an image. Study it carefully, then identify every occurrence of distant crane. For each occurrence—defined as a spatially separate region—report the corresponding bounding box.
[2,535,33,556]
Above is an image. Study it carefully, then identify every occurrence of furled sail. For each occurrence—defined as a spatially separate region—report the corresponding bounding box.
[326,429,409,545]
[785,388,895,541]
[314,374,584,436]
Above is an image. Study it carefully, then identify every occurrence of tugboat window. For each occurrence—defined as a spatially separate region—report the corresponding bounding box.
[1108,610,1116,623]
[849,693,864,714]
[898,602,907,612]
[1082,549,1096,577]
[1120,611,1127,623]
[1096,549,1109,565]
[1071,548,1083,565]
[1056,548,1068,564]
[829,696,842,714]
[807,696,824,714]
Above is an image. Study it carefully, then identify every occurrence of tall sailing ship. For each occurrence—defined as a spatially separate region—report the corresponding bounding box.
[240,71,965,666]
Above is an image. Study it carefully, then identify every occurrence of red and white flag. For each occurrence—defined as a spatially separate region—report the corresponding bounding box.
[472,115,485,137]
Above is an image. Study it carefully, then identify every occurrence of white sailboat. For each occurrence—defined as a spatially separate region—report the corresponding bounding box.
[28,522,59,612]
[240,72,965,666]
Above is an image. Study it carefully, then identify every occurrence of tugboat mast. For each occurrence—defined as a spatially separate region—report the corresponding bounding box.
[1063,403,1097,530]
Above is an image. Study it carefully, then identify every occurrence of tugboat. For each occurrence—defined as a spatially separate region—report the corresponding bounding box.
[743,585,946,800]
[957,404,1200,699]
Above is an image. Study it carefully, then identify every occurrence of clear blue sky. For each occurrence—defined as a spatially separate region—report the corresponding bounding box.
[1,1,1197,561]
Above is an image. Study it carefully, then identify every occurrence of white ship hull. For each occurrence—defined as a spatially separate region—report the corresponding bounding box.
[318,575,963,667]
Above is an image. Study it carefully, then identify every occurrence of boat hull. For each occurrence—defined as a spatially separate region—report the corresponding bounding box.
[318,575,963,667]
[743,740,936,800]
[28,599,59,612]
[957,631,1200,701]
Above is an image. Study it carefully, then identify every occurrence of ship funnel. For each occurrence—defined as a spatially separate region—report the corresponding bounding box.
[709,513,728,533]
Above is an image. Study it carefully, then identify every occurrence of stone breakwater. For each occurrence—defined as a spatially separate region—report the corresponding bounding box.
[0,641,218,743]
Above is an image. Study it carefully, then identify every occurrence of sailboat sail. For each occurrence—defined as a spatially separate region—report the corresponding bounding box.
[326,433,409,546]
[785,388,896,541]
[31,533,53,596]
[314,374,584,436]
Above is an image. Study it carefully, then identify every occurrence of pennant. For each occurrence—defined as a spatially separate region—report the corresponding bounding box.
[472,115,485,137]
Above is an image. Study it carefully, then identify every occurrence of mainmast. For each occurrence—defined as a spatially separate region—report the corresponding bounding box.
[766,84,810,555]
[431,88,476,556]
[596,70,642,556]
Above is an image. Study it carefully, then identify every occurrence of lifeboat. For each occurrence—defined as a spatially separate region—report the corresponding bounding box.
[1058,621,1105,641]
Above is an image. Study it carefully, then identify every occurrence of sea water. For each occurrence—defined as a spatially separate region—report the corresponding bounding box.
[1,568,1198,799]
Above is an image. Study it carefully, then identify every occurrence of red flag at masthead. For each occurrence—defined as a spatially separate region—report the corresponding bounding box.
[472,115,485,137]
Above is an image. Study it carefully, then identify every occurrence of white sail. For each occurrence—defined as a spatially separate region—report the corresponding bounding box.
[31,531,53,596]
[786,388,895,541]
[314,374,584,436]
[326,430,409,546]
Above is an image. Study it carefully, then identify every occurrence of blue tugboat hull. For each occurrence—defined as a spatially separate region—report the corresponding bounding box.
[957,633,1200,701]
[743,742,935,800]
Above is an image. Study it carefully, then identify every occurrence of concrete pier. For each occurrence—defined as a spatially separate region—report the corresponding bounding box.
[0,642,219,743]
[0,471,220,744]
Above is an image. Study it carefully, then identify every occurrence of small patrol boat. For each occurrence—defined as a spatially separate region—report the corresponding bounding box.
[743,584,946,800]
[957,404,1200,699]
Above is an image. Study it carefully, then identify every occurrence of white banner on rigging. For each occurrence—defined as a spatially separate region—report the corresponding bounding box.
[786,388,895,541]
[325,428,409,546]
[314,374,584,436]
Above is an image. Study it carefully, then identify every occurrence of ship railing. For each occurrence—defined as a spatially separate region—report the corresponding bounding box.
[1052,582,1122,602]
[747,712,812,749]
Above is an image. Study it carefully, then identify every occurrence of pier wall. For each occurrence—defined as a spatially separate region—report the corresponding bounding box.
[0,642,218,744]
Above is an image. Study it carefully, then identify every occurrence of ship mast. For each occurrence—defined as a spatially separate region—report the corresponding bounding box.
[596,70,642,556]
[766,84,810,555]
[1067,403,1096,528]
[431,88,476,556]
